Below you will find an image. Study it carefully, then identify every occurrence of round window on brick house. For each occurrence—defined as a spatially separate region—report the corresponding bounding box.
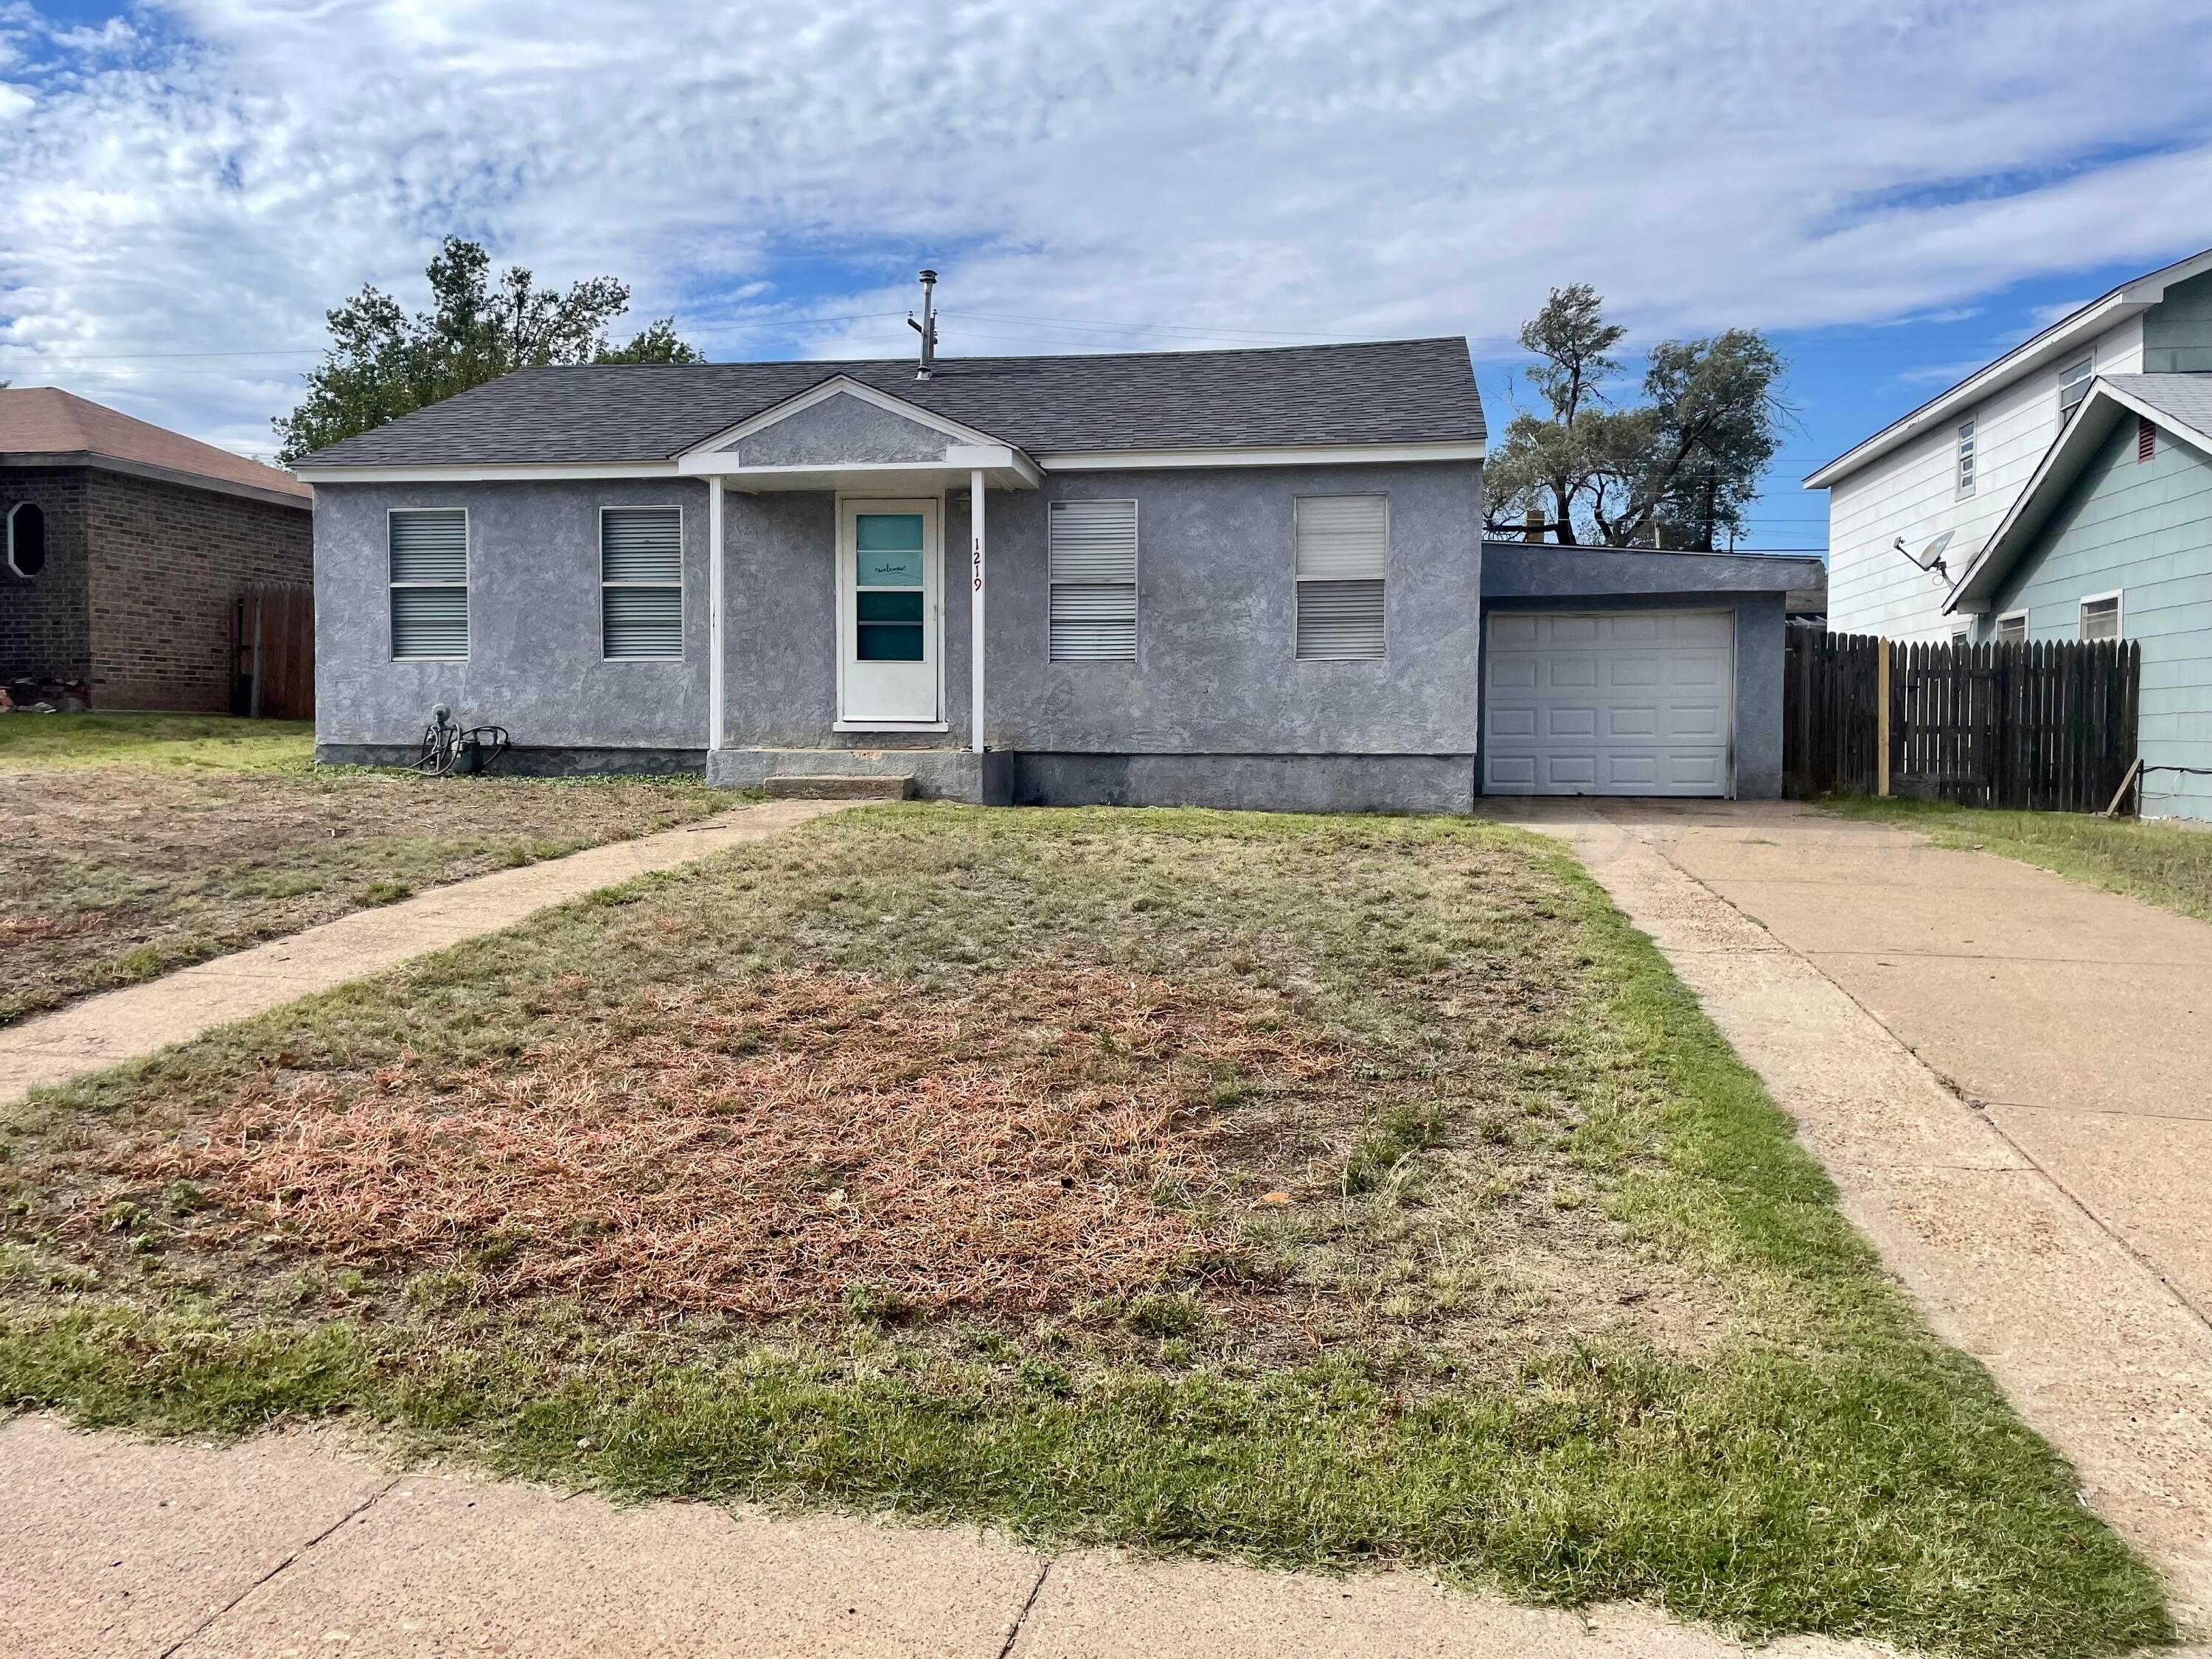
[6,502,45,578]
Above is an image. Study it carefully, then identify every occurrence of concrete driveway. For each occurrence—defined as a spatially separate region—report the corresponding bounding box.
[1614,800,2211,1320]
[1496,797,2212,1627]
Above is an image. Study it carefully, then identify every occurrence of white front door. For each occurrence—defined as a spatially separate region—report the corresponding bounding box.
[1484,609,1735,796]
[838,499,942,726]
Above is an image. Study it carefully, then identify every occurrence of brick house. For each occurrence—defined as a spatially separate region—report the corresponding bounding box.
[0,388,313,712]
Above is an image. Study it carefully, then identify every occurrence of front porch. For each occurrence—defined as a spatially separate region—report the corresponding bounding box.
[685,378,1041,795]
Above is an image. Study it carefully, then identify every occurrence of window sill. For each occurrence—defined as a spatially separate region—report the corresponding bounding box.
[833,720,950,734]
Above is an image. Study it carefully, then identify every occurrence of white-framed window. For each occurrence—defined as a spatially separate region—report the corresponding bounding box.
[1047,498,1138,661]
[1950,621,1972,647]
[1955,420,1977,497]
[4,501,46,578]
[1994,610,2028,643]
[2079,591,2122,641]
[388,507,469,661]
[1294,494,1388,661]
[2058,355,2093,424]
[600,505,684,660]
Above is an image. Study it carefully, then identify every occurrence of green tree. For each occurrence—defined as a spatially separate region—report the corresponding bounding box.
[1481,284,1626,543]
[274,237,702,464]
[1485,289,1790,550]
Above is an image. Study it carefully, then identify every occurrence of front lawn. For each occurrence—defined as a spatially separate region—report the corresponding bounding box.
[0,714,726,1023]
[0,807,2172,1657]
[1826,796,2212,922]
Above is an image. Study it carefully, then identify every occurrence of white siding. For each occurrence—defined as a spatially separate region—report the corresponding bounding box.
[1824,315,2145,640]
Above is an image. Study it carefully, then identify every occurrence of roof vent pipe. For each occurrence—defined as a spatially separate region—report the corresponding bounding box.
[908,270,939,380]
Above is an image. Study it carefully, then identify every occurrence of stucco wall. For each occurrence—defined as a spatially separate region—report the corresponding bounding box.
[732,392,952,466]
[987,462,1485,754]
[1983,420,2212,820]
[0,467,93,689]
[718,461,1484,760]
[312,478,712,753]
[314,462,1484,805]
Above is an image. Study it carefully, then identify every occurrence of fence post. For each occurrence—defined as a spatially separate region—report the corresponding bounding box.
[1877,637,1892,798]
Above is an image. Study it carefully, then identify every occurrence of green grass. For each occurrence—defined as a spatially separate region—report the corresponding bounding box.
[1827,796,2212,922]
[0,712,316,771]
[0,807,2174,1657]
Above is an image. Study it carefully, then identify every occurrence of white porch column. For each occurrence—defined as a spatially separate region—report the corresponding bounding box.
[708,476,726,756]
[970,468,987,755]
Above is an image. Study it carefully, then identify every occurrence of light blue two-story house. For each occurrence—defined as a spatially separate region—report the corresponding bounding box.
[1947,375,2212,820]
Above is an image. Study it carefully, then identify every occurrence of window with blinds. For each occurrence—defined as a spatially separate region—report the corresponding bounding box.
[389,508,468,660]
[2079,594,2121,641]
[1995,612,2028,642]
[1295,494,1388,660]
[601,506,683,660]
[1048,498,1138,661]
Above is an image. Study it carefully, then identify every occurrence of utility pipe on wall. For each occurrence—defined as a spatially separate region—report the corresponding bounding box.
[970,469,987,755]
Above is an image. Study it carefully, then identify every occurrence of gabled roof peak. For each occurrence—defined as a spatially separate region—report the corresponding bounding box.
[1806,244,2212,491]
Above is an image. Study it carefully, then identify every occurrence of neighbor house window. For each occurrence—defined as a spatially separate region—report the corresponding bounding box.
[600,506,684,660]
[1294,494,1388,660]
[1994,611,2028,642]
[2058,356,2093,425]
[4,502,45,578]
[1048,498,1138,661]
[389,508,469,660]
[2079,592,2122,641]
[1955,420,1977,496]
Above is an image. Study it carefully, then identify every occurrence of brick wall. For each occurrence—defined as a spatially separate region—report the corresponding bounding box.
[83,470,313,712]
[0,467,94,686]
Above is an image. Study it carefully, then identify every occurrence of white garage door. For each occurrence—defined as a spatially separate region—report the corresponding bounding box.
[1484,610,1734,796]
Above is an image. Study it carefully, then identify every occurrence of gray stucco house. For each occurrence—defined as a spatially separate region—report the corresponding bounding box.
[295,338,1818,812]
[1948,374,2212,820]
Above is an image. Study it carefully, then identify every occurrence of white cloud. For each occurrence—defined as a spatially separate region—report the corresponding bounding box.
[0,0,2209,453]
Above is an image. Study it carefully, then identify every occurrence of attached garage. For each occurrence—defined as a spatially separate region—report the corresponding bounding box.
[1478,543,1825,802]
[1484,609,1734,796]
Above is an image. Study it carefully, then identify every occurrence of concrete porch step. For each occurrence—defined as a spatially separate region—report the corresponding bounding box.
[763,773,916,801]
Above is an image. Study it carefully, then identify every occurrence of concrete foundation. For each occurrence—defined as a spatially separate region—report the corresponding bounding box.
[997,751,1475,813]
[316,743,708,777]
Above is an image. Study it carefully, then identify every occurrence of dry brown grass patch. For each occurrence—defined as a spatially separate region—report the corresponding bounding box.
[125,968,1341,1316]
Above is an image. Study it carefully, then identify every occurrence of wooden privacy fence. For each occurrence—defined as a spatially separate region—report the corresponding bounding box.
[1785,626,2140,811]
[233,581,315,720]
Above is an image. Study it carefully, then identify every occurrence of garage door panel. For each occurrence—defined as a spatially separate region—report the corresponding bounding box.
[1607,657,1660,688]
[1607,705,1658,737]
[1484,610,1733,798]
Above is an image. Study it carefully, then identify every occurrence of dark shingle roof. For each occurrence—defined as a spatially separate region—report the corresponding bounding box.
[2101,372,2212,445]
[304,338,1484,466]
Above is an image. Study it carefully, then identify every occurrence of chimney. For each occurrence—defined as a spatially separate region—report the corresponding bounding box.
[1523,506,1544,543]
[908,270,939,380]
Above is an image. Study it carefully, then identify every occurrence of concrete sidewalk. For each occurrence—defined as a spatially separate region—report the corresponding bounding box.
[1501,798,2212,1627]
[0,1415,1877,1659]
[0,799,843,1105]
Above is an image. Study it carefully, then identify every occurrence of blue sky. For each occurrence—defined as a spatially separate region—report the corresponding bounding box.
[3,1,2209,552]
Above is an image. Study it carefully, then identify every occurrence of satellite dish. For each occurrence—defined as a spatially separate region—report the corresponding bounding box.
[1893,530,1954,580]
